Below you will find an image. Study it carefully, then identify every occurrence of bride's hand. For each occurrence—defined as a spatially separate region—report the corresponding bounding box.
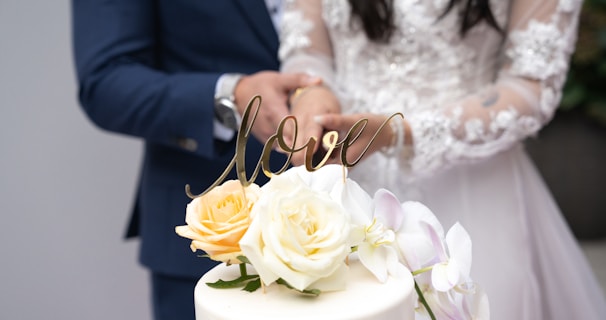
[315,113,402,165]
[284,85,341,166]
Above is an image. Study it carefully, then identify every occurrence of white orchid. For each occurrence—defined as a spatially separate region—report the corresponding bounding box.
[395,201,446,272]
[400,205,488,320]
[425,222,472,292]
[356,189,409,282]
[415,276,490,320]
[337,187,412,283]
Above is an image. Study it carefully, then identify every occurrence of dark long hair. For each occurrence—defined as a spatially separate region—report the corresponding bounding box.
[348,0,503,43]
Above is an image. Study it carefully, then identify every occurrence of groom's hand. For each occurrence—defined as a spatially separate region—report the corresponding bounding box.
[234,71,321,144]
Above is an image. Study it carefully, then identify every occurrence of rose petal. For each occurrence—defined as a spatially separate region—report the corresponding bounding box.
[307,263,349,292]
[240,166,351,292]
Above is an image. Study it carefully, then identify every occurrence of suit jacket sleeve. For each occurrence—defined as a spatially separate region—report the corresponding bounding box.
[71,0,220,158]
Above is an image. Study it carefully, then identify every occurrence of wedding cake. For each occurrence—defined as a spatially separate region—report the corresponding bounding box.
[176,163,489,320]
[195,260,414,320]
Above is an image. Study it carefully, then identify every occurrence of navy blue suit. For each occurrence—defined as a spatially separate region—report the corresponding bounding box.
[72,0,284,318]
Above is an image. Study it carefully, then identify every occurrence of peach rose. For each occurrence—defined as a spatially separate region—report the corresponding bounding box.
[175,180,261,264]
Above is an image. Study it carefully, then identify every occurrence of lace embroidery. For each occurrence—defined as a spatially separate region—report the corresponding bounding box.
[507,20,569,81]
[278,7,314,61]
[279,0,582,179]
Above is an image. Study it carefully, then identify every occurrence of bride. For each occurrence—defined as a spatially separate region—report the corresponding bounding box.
[278,0,606,319]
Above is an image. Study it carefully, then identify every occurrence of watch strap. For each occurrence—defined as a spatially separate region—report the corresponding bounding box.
[215,73,244,101]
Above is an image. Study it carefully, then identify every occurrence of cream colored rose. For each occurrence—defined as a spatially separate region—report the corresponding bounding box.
[175,180,261,264]
[240,165,352,292]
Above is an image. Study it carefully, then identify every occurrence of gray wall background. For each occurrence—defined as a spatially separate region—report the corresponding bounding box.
[0,0,151,319]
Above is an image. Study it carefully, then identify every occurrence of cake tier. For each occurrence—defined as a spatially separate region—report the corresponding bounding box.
[195,261,415,320]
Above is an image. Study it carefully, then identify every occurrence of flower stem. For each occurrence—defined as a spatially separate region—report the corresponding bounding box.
[239,263,247,277]
[412,265,433,276]
[414,281,436,320]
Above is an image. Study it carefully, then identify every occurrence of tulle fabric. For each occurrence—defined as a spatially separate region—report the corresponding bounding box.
[374,145,606,319]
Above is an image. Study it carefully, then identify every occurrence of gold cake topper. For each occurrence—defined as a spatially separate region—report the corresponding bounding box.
[186,95,403,198]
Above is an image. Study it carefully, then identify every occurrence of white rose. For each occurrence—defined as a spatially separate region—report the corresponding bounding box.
[240,165,352,292]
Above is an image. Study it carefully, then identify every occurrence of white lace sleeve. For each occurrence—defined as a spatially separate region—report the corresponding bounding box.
[406,0,582,176]
[279,0,337,90]
[279,0,582,178]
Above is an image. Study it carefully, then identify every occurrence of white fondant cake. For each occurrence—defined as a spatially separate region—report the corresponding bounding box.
[195,261,415,320]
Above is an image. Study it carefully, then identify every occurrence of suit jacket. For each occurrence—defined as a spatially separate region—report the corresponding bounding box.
[72,0,285,278]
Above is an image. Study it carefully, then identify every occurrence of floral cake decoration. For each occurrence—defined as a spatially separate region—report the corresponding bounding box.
[176,96,489,320]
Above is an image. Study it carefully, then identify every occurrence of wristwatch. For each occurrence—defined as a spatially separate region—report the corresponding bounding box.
[214,73,244,131]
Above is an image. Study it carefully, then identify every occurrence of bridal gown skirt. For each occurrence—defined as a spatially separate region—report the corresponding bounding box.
[350,144,606,320]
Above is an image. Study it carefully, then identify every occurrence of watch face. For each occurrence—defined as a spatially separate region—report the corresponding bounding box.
[215,97,241,130]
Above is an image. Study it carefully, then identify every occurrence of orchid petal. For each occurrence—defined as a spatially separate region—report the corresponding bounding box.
[348,225,367,247]
[395,203,447,272]
[399,201,444,237]
[386,252,409,278]
[420,220,448,262]
[396,233,435,271]
[373,189,404,230]
[422,289,470,320]
[467,284,491,320]
[446,259,461,287]
[437,291,466,319]
[334,177,373,226]
[358,243,389,283]
[445,222,472,277]
[432,261,460,292]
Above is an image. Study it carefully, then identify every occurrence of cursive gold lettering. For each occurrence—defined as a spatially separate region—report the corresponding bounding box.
[340,113,404,167]
[186,96,265,198]
[186,95,403,198]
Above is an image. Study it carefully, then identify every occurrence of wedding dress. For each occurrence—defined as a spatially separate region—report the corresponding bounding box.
[279,0,606,319]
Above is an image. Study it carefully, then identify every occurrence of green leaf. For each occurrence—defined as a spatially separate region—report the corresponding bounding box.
[302,288,321,296]
[242,278,262,292]
[276,278,321,296]
[206,274,259,289]
[236,255,251,264]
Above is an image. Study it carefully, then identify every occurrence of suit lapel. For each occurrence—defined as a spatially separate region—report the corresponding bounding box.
[233,0,279,54]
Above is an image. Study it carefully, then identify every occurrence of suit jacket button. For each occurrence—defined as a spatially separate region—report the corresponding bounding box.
[177,138,198,152]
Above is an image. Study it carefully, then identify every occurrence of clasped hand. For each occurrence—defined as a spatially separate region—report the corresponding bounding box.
[234,72,401,168]
[279,84,400,167]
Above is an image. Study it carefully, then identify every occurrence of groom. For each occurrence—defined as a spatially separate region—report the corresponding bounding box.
[71,1,313,319]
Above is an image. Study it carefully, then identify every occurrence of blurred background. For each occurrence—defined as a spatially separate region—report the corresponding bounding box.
[0,0,150,319]
[0,1,603,319]
[526,0,606,241]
